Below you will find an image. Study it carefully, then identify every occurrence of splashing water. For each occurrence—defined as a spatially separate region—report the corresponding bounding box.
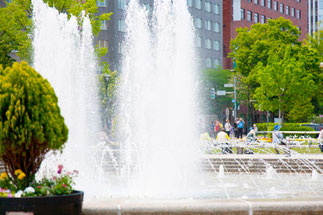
[117,0,200,198]
[32,0,100,193]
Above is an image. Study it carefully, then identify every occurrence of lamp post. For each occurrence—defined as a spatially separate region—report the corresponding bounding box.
[230,70,237,121]
[103,73,110,132]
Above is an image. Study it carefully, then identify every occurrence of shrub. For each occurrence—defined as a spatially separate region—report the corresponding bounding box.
[255,122,315,138]
[0,62,68,186]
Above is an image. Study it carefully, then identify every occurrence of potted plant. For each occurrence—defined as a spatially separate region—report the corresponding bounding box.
[0,62,83,215]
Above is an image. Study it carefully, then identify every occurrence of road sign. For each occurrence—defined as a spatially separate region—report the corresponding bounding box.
[224,84,233,88]
[217,90,226,96]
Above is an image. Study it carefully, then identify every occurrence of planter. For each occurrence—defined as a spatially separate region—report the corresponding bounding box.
[0,190,83,215]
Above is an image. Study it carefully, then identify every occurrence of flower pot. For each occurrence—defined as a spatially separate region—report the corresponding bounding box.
[0,190,83,215]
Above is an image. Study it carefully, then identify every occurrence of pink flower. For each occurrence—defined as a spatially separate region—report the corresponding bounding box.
[8,193,13,197]
[52,176,56,180]
[62,184,66,188]
[58,165,63,174]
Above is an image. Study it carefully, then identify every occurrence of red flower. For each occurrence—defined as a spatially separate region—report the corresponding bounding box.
[62,184,66,188]
[58,165,63,174]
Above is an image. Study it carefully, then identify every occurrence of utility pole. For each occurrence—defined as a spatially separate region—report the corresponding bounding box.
[234,75,237,120]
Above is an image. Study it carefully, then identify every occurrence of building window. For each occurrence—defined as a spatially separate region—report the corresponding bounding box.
[205,58,212,68]
[261,0,265,7]
[248,0,252,2]
[96,0,107,7]
[205,20,212,31]
[195,0,202,9]
[279,3,284,13]
[205,39,212,49]
[205,1,212,12]
[261,15,265,24]
[213,40,220,51]
[214,4,220,14]
[254,13,259,23]
[197,36,202,48]
[213,59,220,68]
[247,10,252,22]
[241,8,245,20]
[98,40,108,49]
[118,19,125,32]
[118,0,126,9]
[254,0,259,5]
[274,1,278,11]
[213,22,220,32]
[195,17,202,28]
[297,10,301,19]
[267,0,272,9]
[291,8,295,17]
[187,0,193,7]
[285,5,289,15]
[100,20,108,30]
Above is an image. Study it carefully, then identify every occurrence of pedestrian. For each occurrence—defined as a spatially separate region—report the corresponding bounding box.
[208,121,215,138]
[237,118,244,139]
[214,120,221,138]
[272,124,289,156]
[217,128,232,154]
[318,129,323,152]
[224,119,231,136]
[233,119,238,138]
[253,124,258,134]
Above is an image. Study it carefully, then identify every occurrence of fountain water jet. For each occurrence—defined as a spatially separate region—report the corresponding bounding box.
[32,0,101,195]
[117,0,200,198]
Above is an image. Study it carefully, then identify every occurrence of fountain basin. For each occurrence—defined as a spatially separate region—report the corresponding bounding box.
[83,198,323,215]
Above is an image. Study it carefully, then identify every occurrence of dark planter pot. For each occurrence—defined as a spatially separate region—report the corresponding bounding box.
[0,190,83,215]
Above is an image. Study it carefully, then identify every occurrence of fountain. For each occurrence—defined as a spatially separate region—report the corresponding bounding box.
[31,0,323,214]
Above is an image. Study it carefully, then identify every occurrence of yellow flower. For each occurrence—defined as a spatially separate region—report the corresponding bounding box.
[0,172,8,180]
[18,172,26,180]
[14,169,23,176]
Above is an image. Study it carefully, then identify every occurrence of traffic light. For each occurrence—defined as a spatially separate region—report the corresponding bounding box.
[211,88,215,99]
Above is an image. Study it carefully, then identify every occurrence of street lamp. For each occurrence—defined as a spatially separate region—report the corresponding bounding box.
[230,70,237,121]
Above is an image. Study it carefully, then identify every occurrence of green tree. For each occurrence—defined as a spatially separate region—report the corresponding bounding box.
[98,62,119,131]
[305,29,323,115]
[229,17,320,124]
[0,0,112,66]
[200,67,232,118]
[0,62,68,185]
[254,46,317,124]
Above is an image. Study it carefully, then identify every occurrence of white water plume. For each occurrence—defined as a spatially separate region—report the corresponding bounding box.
[32,0,100,194]
[118,0,200,198]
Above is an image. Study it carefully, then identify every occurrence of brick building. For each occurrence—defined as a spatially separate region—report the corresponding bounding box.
[223,0,308,69]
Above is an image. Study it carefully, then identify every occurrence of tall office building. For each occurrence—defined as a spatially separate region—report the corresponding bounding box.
[308,0,323,35]
[223,0,308,69]
[97,0,223,71]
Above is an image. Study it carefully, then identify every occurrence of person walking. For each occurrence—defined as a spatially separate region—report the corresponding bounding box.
[224,119,231,136]
[237,118,244,139]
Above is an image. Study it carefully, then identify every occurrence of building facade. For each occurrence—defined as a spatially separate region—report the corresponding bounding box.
[308,0,323,35]
[223,0,308,69]
[96,0,223,71]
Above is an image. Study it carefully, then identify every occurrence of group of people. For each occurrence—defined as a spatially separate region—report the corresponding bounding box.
[209,118,254,140]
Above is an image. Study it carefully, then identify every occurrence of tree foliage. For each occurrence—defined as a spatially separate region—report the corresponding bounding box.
[98,62,119,131]
[0,62,68,183]
[0,0,112,66]
[200,67,232,117]
[229,17,321,124]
